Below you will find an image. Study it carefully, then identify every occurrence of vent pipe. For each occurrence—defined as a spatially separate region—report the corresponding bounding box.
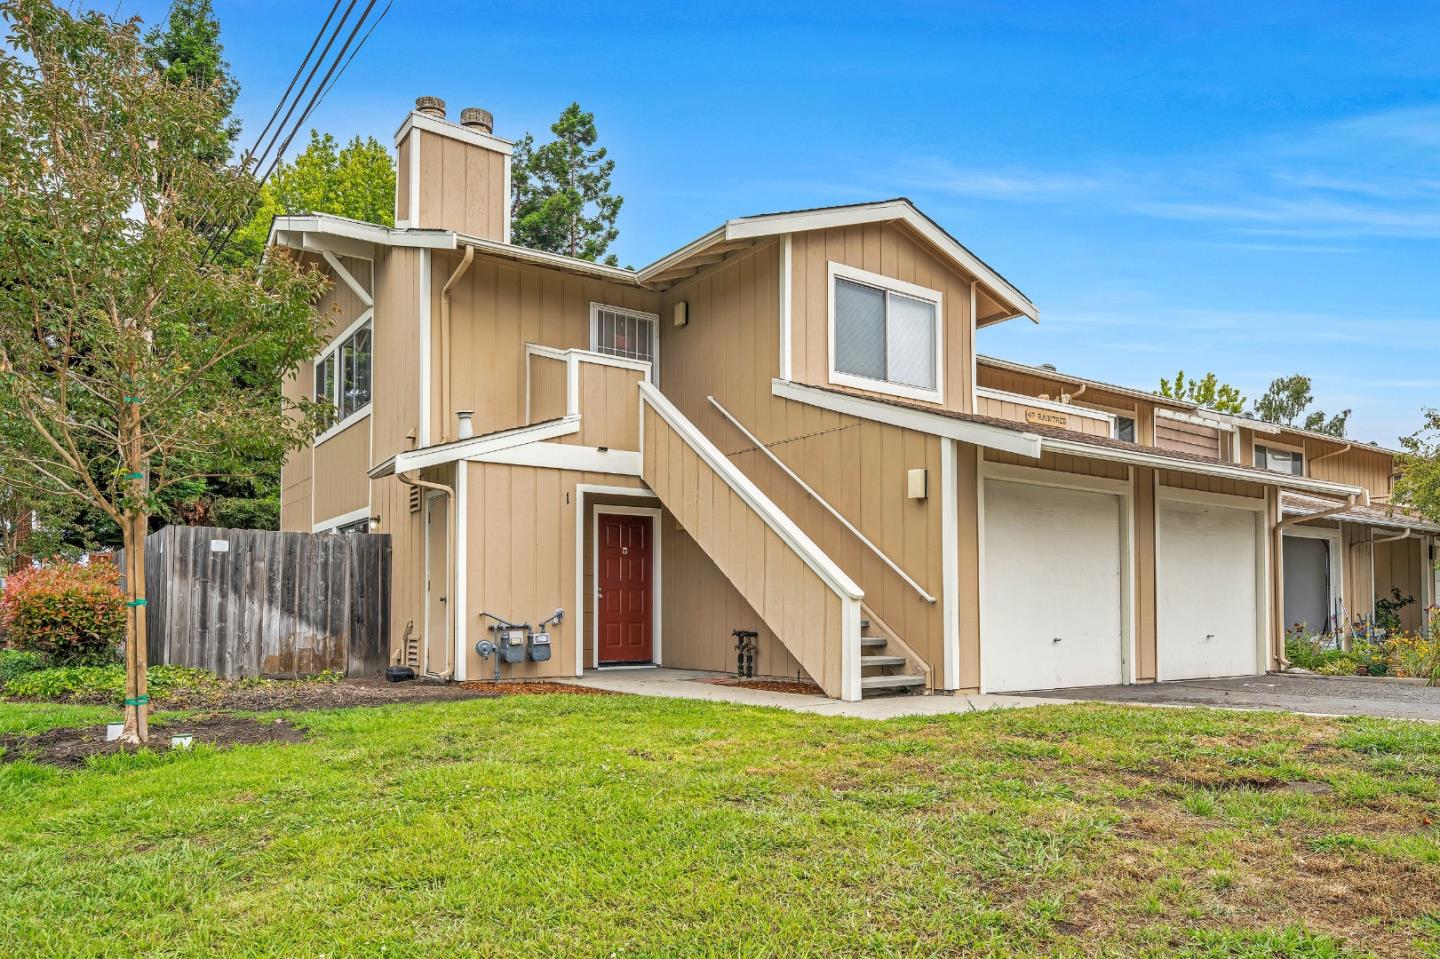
[456,411,474,439]
[460,107,494,134]
[415,95,446,119]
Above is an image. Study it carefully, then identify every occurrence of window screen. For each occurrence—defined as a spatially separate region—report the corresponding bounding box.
[833,277,937,391]
[315,319,373,430]
[592,307,655,364]
[1115,416,1136,443]
[1256,445,1304,476]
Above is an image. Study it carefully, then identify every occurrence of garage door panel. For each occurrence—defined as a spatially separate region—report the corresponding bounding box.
[1158,499,1259,681]
[984,480,1124,692]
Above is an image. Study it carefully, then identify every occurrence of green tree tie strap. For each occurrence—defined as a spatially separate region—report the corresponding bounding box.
[126,598,147,607]
[123,695,149,707]
[124,396,142,404]
[126,472,144,480]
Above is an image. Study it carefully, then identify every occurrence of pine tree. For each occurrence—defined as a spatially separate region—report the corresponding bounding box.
[144,0,238,161]
[511,103,623,265]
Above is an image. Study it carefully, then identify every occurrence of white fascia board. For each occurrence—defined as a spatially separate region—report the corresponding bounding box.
[468,442,642,475]
[524,343,652,374]
[1040,436,1365,498]
[458,235,640,284]
[772,379,1043,459]
[633,226,727,284]
[1157,407,1236,432]
[272,213,456,251]
[1281,502,1440,533]
[723,201,1038,323]
[371,417,581,478]
[394,111,515,156]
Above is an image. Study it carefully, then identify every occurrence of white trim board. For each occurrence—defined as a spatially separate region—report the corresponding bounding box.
[418,249,432,446]
[454,459,469,682]
[394,110,515,157]
[591,505,664,669]
[371,416,580,478]
[468,443,641,476]
[312,506,370,533]
[975,386,1115,425]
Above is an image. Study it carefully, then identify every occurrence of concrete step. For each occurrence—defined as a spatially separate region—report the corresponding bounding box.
[860,655,907,668]
[860,636,887,649]
[861,674,926,693]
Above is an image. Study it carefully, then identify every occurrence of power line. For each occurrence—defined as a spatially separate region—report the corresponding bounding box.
[311,0,392,116]
[241,0,345,170]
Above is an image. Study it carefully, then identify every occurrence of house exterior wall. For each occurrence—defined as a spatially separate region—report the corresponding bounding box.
[789,223,977,413]
[432,249,659,443]
[1155,417,1224,458]
[658,239,949,689]
[976,394,1111,437]
[1374,535,1425,632]
[312,419,370,523]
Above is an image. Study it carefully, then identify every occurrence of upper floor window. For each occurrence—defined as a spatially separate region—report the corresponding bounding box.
[590,304,658,377]
[1114,416,1136,443]
[1256,443,1304,476]
[828,262,942,402]
[315,316,372,434]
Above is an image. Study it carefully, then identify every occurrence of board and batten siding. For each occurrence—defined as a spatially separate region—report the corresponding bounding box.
[975,394,1111,437]
[564,363,644,450]
[280,252,374,532]
[1155,417,1224,459]
[1373,534,1425,632]
[527,352,568,424]
[398,128,508,241]
[789,223,978,414]
[657,240,946,688]
[434,249,659,443]
[977,364,1163,446]
[642,401,849,696]
[313,418,371,525]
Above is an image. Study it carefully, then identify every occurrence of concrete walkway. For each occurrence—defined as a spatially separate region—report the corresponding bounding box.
[562,668,1072,719]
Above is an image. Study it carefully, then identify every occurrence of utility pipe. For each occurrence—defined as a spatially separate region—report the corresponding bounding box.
[1273,494,1357,667]
[397,470,457,681]
[439,245,475,442]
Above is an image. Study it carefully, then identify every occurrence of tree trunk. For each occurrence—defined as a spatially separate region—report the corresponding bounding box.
[120,511,150,744]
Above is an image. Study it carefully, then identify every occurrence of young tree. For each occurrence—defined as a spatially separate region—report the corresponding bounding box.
[511,102,623,265]
[1157,370,1246,414]
[1393,409,1440,523]
[1252,374,1350,437]
[0,0,329,742]
[230,131,396,261]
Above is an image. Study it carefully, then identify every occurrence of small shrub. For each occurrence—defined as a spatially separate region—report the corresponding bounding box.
[1388,627,1440,686]
[4,663,218,702]
[0,563,124,664]
[1374,586,1416,637]
[1285,628,1342,671]
[0,649,48,685]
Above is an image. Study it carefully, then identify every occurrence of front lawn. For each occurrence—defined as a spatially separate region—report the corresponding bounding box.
[2,695,1438,957]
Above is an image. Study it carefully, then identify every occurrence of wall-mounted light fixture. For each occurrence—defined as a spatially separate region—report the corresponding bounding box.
[673,301,689,327]
[907,468,928,500]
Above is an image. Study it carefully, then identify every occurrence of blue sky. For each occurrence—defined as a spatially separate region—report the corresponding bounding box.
[120,0,1440,444]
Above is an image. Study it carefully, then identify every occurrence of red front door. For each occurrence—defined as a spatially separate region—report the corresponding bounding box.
[597,513,653,664]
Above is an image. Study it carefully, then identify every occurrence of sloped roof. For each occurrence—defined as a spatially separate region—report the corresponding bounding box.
[1281,492,1439,532]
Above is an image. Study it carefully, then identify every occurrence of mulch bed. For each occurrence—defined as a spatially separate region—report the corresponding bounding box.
[456,681,619,696]
[704,677,824,696]
[0,715,306,770]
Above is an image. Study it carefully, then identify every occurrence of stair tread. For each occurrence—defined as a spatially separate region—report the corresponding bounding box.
[861,674,927,689]
[860,637,887,648]
[860,655,907,667]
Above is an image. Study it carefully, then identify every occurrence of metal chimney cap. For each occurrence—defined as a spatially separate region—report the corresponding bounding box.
[415,95,446,118]
[460,107,494,133]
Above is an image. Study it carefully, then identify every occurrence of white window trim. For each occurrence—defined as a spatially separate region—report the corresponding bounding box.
[827,260,944,404]
[589,302,660,383]
[313,506,371,534]
[1073,400,1139,441]
[1255,440,1306,477]
[591,504,664,669]
[314,308,375,446]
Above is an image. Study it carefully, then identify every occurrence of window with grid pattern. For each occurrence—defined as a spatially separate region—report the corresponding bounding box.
[590,305,657,376]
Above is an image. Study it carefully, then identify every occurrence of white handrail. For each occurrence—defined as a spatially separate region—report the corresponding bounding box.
[639,382,862,601]
[708,395,937,604]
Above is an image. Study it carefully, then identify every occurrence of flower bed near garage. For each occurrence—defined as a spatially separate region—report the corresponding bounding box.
[1287,606,1440,683]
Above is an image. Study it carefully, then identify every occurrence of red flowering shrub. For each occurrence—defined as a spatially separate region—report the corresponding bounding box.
[0,563,124,664]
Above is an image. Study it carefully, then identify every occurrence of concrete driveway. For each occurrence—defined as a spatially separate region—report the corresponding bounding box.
[1014,673,1440,723]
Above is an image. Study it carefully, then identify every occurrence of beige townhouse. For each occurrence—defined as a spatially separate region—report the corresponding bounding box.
[271,97,1437,701]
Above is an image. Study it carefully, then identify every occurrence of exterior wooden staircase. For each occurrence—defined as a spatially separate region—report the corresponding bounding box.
[858,607,928,696]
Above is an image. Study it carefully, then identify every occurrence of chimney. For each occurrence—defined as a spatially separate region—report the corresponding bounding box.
[460,107,493,134]
[455,410,474,439]
[395,97,512,241]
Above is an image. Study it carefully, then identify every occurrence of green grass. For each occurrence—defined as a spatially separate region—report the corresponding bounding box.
[2,696,1439,958]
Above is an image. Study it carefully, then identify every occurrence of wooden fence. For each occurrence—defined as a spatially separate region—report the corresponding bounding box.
[137,526,390,679]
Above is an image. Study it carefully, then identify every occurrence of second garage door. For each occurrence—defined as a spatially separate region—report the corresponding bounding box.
[983,479,1125,692]
[1157,497,1261,681]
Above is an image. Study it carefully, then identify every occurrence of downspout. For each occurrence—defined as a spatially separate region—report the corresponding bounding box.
[439,245,476,442]
[1309,442,1352,469]
[1273,494,1357,667]
[397,470,457,681]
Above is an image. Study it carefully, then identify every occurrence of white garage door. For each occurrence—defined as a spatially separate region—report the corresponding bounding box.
[1157,498,1260,681]
[983,479,1125,692]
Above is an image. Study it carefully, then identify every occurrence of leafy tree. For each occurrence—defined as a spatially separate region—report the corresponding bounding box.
[144,0,237,161]
[1393,408,1440,523]
[1157,370,1246,414]
[231,131,396,260]
[1252,374,1350,437]
[511,102,623,265]
[0,0,329,741]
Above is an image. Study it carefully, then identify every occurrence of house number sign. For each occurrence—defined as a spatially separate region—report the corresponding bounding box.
[1025,409,1070,429]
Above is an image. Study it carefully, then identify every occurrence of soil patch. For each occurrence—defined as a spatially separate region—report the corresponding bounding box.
[455,681,619,696]
[0,715,305,769]
[706,678,825,696]
[156,676,502,711]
